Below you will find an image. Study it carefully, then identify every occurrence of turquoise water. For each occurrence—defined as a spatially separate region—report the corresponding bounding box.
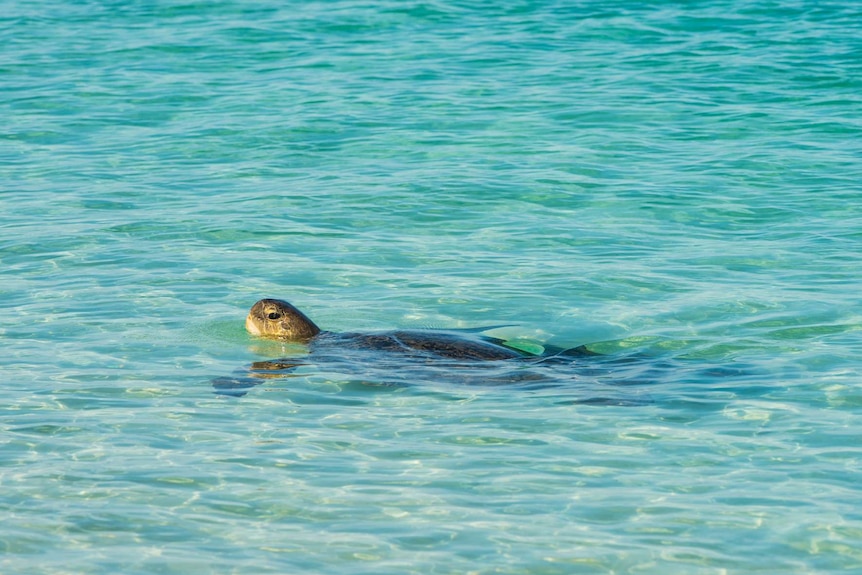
[3,0,862,572]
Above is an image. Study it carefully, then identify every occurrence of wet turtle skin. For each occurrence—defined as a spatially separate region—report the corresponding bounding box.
[311,330,528,361]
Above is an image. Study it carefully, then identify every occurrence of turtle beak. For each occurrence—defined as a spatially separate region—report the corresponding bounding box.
[245,313,262,336]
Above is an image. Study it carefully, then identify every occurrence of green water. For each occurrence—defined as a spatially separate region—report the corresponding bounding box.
[2,1,862,573]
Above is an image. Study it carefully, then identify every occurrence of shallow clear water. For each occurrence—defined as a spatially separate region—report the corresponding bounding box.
[3,1,862,573]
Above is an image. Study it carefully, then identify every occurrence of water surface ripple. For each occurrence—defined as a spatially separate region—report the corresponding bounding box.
[2,1,861,573]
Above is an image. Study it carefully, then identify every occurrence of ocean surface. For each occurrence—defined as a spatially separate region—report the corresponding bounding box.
[3,0,862,573]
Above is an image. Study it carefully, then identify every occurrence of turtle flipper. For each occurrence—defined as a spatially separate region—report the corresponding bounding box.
[542,344,602,358]
[212,376,261,397]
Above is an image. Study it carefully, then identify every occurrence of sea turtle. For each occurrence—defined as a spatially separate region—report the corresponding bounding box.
[212,298,661,404]
[244,298,595,361]
[212,299,749,405]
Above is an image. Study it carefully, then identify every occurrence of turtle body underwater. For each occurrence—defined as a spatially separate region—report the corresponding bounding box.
[244,298,595,362]
[212,298,658,404]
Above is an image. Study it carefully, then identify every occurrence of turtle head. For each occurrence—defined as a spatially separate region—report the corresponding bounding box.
[246,298,321,342]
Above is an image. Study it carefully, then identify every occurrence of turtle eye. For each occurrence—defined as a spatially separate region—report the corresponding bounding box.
[267,312,281,320]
